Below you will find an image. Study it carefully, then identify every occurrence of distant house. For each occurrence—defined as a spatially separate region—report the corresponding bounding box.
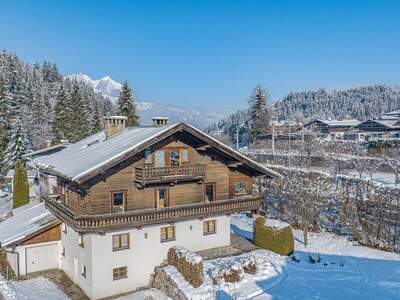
[256,121,303,141]
[381,109,400,120]
[0,203,61,276]
[304,119,360,138]
[347,119,400,140]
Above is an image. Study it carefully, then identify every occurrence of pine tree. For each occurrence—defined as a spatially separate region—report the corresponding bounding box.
[67,83,89,142]
[91,101,103,134]
[116,81,139,126]
[13,159,29,208]
[248,85,273,141]
[2,115,32,175]
[0,77,11,163]
[52,83,69,144]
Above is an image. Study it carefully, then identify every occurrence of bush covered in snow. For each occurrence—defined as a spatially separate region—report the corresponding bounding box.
[211,259,243,284]
[167,246,203,288]
[239,255,257,274]
[254,216,294,256]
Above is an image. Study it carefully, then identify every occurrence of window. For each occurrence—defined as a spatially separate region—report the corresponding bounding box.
[111,191,126,213]
[169,149,180,166]
[182,148,189,162]
[145,149,152,164]
[203,220,216,235]
[160,226,175,242]
[205,183,215,202]
[113,266,127,280]
[78,234,84,248]
[81,265,86,278]
[155,150,165,167]
[234,182,247,195]
[61,247,65,257]
[156,188,168,208]
[62,223,67,234]
[112,233,130,251]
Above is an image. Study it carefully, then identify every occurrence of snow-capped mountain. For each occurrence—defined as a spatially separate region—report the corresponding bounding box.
[67,74,225,128]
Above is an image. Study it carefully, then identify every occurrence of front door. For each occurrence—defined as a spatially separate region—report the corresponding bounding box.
[204,183,215,202]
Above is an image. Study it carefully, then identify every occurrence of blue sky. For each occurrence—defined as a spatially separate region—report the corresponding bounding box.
[1,0,399,112]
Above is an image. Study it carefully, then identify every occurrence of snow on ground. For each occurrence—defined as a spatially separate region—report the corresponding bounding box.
[230,214,400,300]
[0,276,68,300]
[115,288,171,300]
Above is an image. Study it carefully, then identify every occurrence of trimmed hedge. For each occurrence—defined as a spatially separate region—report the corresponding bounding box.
[167,246,203,288]
[254,217,294,256]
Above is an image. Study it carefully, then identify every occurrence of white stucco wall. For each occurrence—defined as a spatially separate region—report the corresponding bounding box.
[62,215,231,299]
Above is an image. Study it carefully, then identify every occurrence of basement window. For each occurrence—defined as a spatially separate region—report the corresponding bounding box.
[113,266,128,280]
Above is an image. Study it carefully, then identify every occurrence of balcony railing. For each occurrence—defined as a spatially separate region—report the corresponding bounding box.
[135,164,206,185]
[44,194,261,233]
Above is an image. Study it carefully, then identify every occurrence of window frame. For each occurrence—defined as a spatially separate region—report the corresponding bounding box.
[155,188,169,208]
[113,266,128,281]
[110,191,127,213]
[78,234,84,248]
[81,265,87,278]
[203,220,217,235]
[112,233,130,251]
[160,226,175,242]
[234,181,247,196]
[144,148,153,165]
[204,182,216,202]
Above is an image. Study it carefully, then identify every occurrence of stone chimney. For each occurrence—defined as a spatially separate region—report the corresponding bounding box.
[152,117,169,126]
[104,116,128,139]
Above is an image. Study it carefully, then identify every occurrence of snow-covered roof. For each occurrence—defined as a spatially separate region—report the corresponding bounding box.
[6,169,38,179]
[316,119,361,127]
[384,109,400,116]
[32,122,280,183]
[0,202,58,247]
[32,124,178,182]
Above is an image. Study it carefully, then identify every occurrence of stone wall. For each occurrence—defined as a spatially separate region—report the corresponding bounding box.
[151,267,189,300]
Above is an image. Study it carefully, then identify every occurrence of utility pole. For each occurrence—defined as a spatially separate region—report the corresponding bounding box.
[271,122,275,155]
[236,126,239,150]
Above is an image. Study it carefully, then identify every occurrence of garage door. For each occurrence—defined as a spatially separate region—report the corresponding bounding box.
[26,243,58,274]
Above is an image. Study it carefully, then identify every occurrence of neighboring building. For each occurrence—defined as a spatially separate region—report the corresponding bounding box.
[346,119,400,140]
[256,121,303,141]
[381,109,400,120]
[0,203,61,276]
[4,169,38,198]
[304,118,361,138]
[31,116,278,299]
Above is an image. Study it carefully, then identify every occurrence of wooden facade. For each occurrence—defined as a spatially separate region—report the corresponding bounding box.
[21,222,61,246]
[43,127,272,232]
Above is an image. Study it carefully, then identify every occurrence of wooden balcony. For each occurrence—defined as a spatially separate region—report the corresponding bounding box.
[44,194,261,233]
[135,164,206,186]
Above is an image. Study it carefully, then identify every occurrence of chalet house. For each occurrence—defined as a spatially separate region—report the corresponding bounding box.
[347,119,400,140]
[304,118,360,138]
[29,116,278,299]
[381,109,400,120]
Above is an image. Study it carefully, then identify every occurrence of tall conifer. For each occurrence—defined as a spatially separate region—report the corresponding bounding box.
[116,81,139,126]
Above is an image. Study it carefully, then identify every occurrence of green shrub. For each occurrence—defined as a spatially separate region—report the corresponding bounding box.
[13,160,29,209]
[254,217,294,256]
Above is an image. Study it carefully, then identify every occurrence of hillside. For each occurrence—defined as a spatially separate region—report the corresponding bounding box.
[207,84,400,143]
[275,85,400,122]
